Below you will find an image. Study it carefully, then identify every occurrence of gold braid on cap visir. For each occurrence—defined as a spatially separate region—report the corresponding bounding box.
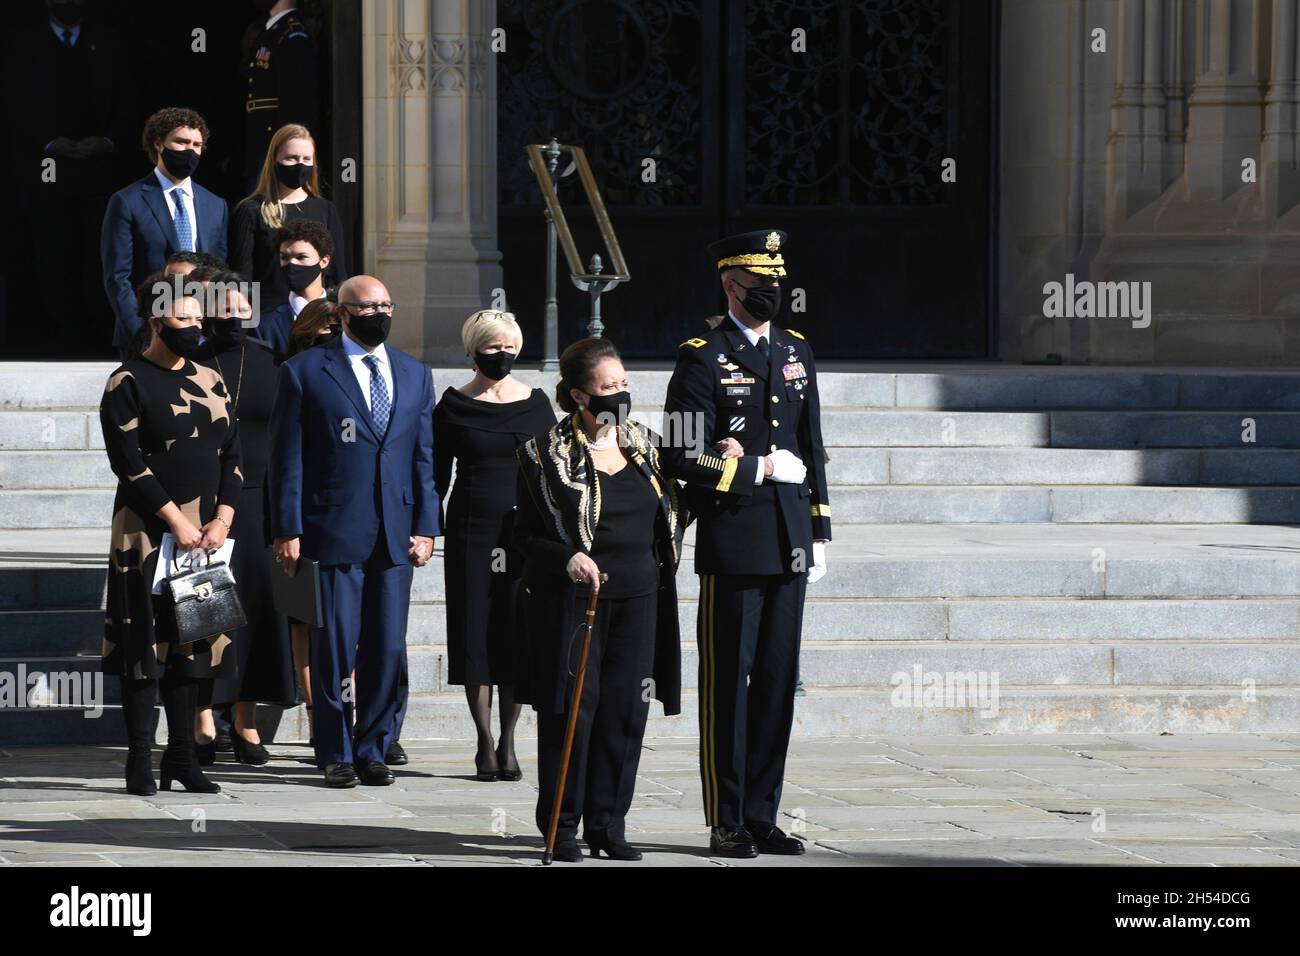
[716,253,786,276]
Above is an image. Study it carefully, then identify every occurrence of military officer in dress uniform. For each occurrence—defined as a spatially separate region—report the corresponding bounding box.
[662,229,831,858]
[242,3,319,188]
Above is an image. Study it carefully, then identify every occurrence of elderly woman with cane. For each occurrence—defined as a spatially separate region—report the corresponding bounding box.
[514,337,687,862]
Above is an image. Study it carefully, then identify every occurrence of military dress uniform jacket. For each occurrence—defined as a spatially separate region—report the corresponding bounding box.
[513,414,685,716]
[243,12,319,174]
[662,320,831,576]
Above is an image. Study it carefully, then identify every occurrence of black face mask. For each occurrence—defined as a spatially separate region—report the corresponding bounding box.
[738,281,781,323]
[584,389,632,425]
[283,262,322,293]
[317,325,341,345]
[274,162,313,189]
[160,146,201,181]
[474,350,515,381]
[155,321,204,358]
[347,312,391,348]
[205,316,246,349]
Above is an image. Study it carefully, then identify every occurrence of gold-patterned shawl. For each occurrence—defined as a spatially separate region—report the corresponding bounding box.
[519,411,686,567]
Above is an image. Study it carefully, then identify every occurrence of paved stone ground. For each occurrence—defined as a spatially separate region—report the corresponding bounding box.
[3,734,1300,866]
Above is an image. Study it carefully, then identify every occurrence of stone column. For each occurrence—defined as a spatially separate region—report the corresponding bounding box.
[361,0,503,364]
[1107,0,1172,222]
[1262,0,1300,217]
[1183,0,1267,202]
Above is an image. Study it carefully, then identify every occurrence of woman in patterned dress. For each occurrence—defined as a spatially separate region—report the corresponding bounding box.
[100,273,243,795]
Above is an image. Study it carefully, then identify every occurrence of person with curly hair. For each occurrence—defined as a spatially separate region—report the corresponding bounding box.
[101,107,228,359]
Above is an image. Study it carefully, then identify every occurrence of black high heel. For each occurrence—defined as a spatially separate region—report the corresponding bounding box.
[551,836,583,863]
[495,742,522,782]
[585,832,643,861]
[474,745,499,782]
[231,733,270,766]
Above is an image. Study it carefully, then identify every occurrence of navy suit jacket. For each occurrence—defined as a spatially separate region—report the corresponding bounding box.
[255,302,295,359]
[268,336,441,566]
[100,172,229,348]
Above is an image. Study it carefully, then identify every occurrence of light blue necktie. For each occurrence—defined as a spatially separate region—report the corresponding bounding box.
[172,188,194,252]
[364,354,390,436]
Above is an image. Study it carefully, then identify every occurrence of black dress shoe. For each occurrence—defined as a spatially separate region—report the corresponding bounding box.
[214,730,235,754]
[232,734,270,766]
[749,823,806,855]
[356,761,395,786]
[323,763,359,788]
[586,832,642,861]
[709,826,758,858]
[551,837,583,863]
[384,741,408,766]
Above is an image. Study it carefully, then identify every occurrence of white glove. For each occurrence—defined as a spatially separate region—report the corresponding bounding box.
[765,449,807,484]
[807,540,827,584]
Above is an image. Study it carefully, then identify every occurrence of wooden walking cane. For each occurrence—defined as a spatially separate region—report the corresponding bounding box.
[542,572,608,864]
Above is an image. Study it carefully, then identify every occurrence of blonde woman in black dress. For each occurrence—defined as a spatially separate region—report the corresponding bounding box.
[100,275,243,795]
[434,310,556,780]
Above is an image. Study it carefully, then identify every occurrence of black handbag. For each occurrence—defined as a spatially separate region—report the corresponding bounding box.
[164,551,247,645]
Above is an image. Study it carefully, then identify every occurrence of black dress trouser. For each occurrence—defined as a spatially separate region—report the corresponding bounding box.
[696,571,807,830]
[535,590,657,844]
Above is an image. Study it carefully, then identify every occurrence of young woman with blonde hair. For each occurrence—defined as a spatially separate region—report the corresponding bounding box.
[229,123,348,312]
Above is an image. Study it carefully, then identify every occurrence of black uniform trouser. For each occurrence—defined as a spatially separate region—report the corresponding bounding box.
[536,590,657,844]
[697,571,806,830]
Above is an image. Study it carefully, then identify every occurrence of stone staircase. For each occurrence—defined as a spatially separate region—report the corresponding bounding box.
[3,361,1300,745]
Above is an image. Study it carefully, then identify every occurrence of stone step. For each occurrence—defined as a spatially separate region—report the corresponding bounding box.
[398,640,1300,695]
[7,522,1300,606]
[6,594,1295,658]
[9,483,1300,529]
[4,685,1298,747]
[829,484,1300,523]
[13,446,1300,492]
[10,362,1300,412]
[867,448,1300,486]
[9,406,1300,452]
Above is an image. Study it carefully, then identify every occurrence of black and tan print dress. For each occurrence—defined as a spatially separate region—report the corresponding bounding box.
[99,358,243,681]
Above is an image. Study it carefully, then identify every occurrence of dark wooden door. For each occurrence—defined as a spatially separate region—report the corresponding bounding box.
[496,0,993,359]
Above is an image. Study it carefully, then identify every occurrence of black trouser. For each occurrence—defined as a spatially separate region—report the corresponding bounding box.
[696,572,807,830]
[535,590,657,844]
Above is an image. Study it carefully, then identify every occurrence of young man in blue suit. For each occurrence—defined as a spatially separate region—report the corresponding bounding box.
[269,275,440,788]
[100,107,229,358]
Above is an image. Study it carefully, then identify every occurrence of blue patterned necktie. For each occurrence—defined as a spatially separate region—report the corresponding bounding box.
[363,354,390,435]
[172,187,194,252]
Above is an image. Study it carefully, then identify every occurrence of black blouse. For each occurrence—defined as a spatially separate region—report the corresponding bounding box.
[229,194,349,310]
[578,464,660,599]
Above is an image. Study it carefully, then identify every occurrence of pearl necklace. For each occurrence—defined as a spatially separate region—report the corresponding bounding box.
[589,427,617,451]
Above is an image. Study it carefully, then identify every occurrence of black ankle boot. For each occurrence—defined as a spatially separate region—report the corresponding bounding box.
[159,675,220,794]
[124,747,157,796]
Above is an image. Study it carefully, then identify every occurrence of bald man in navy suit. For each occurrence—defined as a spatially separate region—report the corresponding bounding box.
[269,275,440,787]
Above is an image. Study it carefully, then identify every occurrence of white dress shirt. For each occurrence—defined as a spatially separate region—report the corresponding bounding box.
[289,289,324,317]
[727,309,769,346]
[723,311,775,484]
[341,329,393,413]
[153,167,198,241]
[50,19,81,45]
